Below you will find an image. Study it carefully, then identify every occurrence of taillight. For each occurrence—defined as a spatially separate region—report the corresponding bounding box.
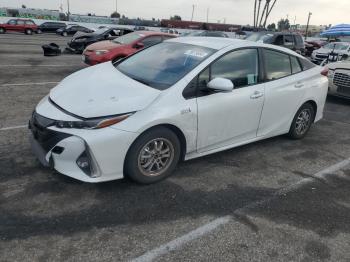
[321,67,329,77]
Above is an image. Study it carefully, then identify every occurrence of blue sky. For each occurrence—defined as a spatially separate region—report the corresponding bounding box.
[1,0,349,26]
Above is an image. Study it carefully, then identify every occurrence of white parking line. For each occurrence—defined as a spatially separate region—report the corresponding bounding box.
[132,157,350,262]
[0,82,59,87]
[0,125,27,131]
[132,216,231,262]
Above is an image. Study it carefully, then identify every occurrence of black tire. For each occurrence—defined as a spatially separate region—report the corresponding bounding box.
[0,27,5,34]
[288,103,315,139]
[25,29,33,35]
[125,127,181,184]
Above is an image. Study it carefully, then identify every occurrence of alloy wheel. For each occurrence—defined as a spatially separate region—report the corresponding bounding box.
[295,109,311,136]
[137,138,174,177]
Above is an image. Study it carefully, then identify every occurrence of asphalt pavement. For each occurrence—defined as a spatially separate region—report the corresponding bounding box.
[0,33,349,262]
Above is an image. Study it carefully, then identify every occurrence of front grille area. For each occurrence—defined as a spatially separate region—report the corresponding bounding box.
[29,112,71,152]
[333,71,350,95]
[316,54,328,59]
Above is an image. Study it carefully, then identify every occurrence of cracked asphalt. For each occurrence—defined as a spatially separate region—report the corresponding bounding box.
[0,33,350,262]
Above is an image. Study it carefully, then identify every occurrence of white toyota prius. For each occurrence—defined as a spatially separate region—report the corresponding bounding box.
[29,37,328,184]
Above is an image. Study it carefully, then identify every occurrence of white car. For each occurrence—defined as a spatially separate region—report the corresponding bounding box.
[311,42,350,64]
[29,37,328,184]
[328,55,350,98]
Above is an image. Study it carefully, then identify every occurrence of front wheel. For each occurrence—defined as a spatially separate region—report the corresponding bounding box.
[288,103,315,139]
[125,127,181,184]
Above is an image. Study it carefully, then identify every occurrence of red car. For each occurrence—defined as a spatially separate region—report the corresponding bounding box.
[82,31,176,66]
[0,18,38,35]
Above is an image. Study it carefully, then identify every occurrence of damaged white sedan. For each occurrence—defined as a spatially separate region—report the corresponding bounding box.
[29,37,328,184]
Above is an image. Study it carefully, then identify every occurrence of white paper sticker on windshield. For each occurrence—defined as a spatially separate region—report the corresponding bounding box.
[184,50,208,58]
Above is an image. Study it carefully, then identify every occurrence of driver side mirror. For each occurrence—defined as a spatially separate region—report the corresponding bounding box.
[134,42,144,49]
[207,78,234,92]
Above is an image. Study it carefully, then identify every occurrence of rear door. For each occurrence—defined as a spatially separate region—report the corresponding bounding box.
[257,49,306,137]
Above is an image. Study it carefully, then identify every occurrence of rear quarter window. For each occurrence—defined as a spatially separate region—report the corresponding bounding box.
[298,57,316,70]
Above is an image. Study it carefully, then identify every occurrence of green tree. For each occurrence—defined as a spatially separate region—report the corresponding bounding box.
[170,15,182,21]
[277,18,290,31]
[111,11,121,18]
[267,23,276,31]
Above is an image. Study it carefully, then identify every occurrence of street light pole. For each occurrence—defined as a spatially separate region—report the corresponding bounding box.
[305,12,312,40]
[206,7,209,23]
[116,0,118,13]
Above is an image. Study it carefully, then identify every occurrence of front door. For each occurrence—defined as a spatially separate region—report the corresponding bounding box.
[196,48,265,152]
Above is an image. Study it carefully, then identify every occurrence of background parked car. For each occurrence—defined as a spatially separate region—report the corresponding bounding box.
[304,40,328,57]
[68,27,134,53]
[37,21,66,34]
[246,31,305,54]
[311,42,350,64]
[160,28,180,36]
[82,31,176,65]
[56,25,93,36]
[327,54,350,98]
[0,18,38,35]
[184,30,228,38]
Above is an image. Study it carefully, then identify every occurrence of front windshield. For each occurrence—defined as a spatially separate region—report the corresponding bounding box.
[117,42,215,90]
[324,43,350,50]
[246,33,273,43]
[113,32,143,44]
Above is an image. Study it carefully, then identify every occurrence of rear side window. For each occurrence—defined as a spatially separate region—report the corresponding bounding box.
[17,20,25,25]
[294,35,304,46]
[299,57,316,70]
[284,35,294,45]
[25,21,35,25]
[264,49,291,80]
[290,56,302,74]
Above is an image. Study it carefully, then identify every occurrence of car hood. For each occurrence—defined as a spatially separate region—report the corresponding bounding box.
[328,61,350,70]
[49,62,161,118]
[86,40,122,51]
[316,47,348,55]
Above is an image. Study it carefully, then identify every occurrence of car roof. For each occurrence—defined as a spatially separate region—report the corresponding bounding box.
[166,37,305,57]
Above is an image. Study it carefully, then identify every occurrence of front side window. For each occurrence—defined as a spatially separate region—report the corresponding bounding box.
[264,49,291,80]
[25,21,35,25]
[117,42,215,90]
[17,20,25,25]
[8,20,17,25]
[210,49,259,88]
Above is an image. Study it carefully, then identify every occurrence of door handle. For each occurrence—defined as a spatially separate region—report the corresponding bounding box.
[295,82,304,88]
[250,91,264,99]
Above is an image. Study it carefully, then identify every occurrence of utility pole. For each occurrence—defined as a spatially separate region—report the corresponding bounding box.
[206,7,209,23]
[67,0,70,21]
[305,12,312,40]
[116,0,118,13]
[191,5,195,21]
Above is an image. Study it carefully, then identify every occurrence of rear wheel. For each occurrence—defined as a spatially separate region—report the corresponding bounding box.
[288,103,315,139]
[0,28,5,34]
[125,127,181,184]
